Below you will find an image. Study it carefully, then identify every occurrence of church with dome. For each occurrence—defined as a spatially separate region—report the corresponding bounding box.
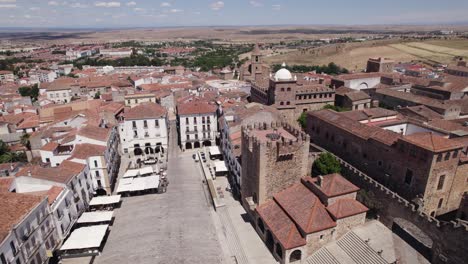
[250,61,335,122]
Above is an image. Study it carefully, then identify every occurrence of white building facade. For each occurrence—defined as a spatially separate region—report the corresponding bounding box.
[178,101,218,150]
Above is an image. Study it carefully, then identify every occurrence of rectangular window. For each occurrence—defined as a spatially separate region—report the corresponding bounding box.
[94,160,98,168]
[404,169,413,185]
[144,120,148,128]
[1,253,6,264]
[155,120,159,127]
[132,121,136,128]
[185,117,189,123]
[10,241,17,255]
[438,198,443,208]
[95,171,100,177]
[97,180,102,187]
[186,135,190,140]
[437,175,445,190]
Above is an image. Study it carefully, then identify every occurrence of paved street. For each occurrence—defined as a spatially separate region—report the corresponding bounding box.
[95,116,275,264]
[95,118,227,264]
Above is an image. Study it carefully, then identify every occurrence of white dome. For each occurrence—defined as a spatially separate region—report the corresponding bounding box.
[274,68,293,81]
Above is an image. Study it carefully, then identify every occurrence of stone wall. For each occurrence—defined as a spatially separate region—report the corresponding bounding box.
[241,122,310,206]
[335,213,366,238]
[332,152,468,264]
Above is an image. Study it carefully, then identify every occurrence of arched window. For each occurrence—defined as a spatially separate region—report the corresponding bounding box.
[287,87,291,91]
[286,101,290,105]
[280,102,284,105]
[280,88,285,92]
[290,250,302,262]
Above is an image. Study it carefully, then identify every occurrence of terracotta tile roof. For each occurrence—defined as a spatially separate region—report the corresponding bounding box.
[341,108,398,122]
[124,102,167,120]
[303,174,359,198]
[403,132,464,152]
[70,143,106,159]
[46,186,64,205]
[256,199,306,250]
[335,72,383,81]
[16,161,85,184]
[77,125,111,142]
[41,141,59,152]
[274,183,336,234]
[0,177,14,193]
[178,100,217,116]
[326,199,369,219]
[17,115,40,129]
[0,192,45,241]
[312,110,401,146]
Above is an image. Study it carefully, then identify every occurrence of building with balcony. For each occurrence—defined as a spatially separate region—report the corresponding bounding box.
[119,102,168,162]
[0,192,58,264]
[177,100,218,150]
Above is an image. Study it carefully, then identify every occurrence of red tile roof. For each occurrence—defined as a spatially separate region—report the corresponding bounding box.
[403,132,463,152]
[124,102,167,120]
[303,174,359,198]
[0,177,14,193]
[16,161,85,184]
[326,199,368,219]
[0,192,45,241]
[77,125,111,142]
[256,200,306,250]
[274,183,336,234]
[178,100,217,115]
[70,143,106,159]
[41,141,59,152]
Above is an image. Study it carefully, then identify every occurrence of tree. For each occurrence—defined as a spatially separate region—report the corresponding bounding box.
[94,91,101,99]
[312,152,341,176]
[18,84,39,101]
[322,104,347,112]
[297,112,307,129]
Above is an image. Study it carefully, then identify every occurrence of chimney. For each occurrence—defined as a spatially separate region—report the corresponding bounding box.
[317,175,324,187]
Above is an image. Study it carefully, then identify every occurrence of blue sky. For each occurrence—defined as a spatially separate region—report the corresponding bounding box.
[0,0,467,28]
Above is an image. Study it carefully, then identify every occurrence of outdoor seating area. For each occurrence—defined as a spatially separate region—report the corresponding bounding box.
[117,166,167,196]
[89,195,122,211]
[59,225,110,258]
[58,195,122,261]
[76,211,114,227]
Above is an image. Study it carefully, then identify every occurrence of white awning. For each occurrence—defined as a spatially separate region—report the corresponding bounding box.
[77,211,114,224]
[89,195,121,206]
[208,146,221,156]
[60,225,109,250]
[116,175,160,193]
[214,160,228,173]
[139,166,154,176]
[123,169,139,178]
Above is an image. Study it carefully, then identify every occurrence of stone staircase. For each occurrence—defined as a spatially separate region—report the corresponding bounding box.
[336,231,388,264]
[307,231,389,264]
[306,247,340,264]
[217,207,250,264]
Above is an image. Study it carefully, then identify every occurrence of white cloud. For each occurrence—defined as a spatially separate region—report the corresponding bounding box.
[70,2,89,8]
[95,1,121,7]
[249,1,263,7]
[160,2,170,7]
[169,8,182,13]
[210,1,224,11]
[272,4,281,10]
[133,7,144,12]
[0,4,16,8]
[126,1,136,6]
[29,7,40,11]
[48,1,59,6]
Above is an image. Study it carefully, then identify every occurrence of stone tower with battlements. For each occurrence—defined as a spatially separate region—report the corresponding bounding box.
[240,121,310,213]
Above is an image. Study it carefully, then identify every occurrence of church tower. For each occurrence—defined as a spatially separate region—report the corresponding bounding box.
[251,43,263,81]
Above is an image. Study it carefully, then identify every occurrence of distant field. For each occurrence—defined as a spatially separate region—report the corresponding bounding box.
[265,39,468,71]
